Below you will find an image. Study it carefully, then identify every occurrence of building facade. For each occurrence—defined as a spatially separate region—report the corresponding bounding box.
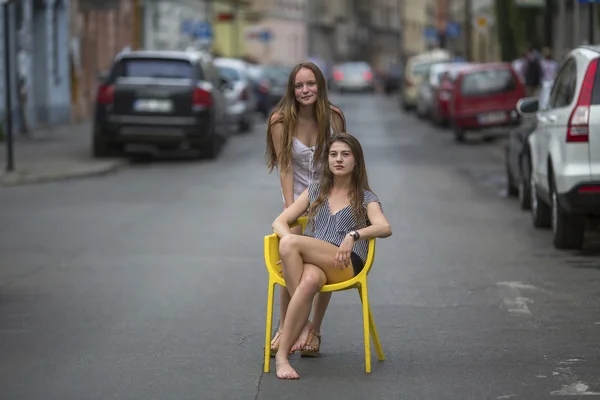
[1,0,71,135]
[244,0,308,65]
[142,0,211,52]
[68,0,138,121]
[368,0,402,72]
[401,0,436,59]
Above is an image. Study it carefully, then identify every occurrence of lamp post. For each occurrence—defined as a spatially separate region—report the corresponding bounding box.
[2,0,15,172]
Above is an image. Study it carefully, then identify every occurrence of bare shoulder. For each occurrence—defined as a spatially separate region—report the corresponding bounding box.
[269,112,284,136]
[330,105,346,132]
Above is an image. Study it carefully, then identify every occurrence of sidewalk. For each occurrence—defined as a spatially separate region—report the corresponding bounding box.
[0,122,127,187]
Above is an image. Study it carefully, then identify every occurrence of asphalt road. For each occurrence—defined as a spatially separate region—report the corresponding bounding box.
[1,94,599,400]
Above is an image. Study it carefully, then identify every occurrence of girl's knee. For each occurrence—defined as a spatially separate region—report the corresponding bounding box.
[279,235,298,257]
[298,268,326,293]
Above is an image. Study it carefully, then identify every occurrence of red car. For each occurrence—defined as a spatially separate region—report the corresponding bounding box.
[449,63,525,142]
[431,63,475,127]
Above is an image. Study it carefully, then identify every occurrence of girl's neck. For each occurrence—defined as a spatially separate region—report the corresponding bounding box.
[298,104,314,119]
[331,176,352,192]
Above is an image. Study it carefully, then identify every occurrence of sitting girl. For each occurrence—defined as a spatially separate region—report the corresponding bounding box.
[271,133,392,379]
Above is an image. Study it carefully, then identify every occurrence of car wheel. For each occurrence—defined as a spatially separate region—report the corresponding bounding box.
[453,123,465,143]
[239,115,253,133]
[92,127,116,158]
[518,155,532,210]
[530,173,551,228]
[506,160,518,197]
[551,178,585,249]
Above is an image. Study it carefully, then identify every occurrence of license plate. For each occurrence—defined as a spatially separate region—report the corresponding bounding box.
[133,99,173,113]
[478,112,507,124]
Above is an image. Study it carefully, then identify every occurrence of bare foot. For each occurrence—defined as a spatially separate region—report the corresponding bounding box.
[276,356,300,380]
[291,322,312,352]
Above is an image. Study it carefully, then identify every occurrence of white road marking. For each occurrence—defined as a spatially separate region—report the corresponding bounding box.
[496,395,515,399]
[551,382,600,395]
[497,281,536,315]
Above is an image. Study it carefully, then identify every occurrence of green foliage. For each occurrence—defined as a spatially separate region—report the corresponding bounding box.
[495,0,543,61]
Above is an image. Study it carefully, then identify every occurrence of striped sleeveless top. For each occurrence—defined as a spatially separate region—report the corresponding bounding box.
[303,182,381,264]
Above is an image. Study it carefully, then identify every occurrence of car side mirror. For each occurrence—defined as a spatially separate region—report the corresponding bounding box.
[516,97,539,116]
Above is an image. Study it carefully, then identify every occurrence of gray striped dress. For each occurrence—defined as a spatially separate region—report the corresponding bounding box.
[303,182,381,265]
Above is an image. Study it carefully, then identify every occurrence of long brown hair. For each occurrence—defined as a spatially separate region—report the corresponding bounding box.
[307,133,373,231]
[265,61,344,173]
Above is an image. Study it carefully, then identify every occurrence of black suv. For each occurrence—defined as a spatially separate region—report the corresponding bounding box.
[93,50,231,159]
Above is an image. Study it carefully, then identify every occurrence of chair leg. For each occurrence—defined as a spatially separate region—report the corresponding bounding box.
[358,285,372,373]
[368,305,385,361]
[264,280,276,373]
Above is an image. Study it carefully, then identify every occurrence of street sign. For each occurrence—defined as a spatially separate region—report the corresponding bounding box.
[472,13,494,33]
[446,22,461,38]
[259,29,272,43]
[194,21,212,43]
[578,0,600,3]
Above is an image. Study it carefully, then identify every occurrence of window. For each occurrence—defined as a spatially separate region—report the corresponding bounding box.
[113,58,196,79]
[549,58,576,109]
[460,68,517,97]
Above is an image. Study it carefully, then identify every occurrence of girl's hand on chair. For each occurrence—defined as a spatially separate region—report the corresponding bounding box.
[335,236,354,269]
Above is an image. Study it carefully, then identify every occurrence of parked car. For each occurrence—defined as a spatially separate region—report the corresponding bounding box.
[516,46,600,249]
[92,49,230,159]
[214,57,256,133]
[449,63,525,142]
[401,49,452,111]
[263,64,293,112]
[382,64,404,95]
[505,80,553,209]
[416,62,454,119]
[246,64,274,119]
[331,62,375,93]
[431,63,475,127]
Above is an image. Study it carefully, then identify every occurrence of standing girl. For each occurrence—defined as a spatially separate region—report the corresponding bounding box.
[266,61,346,357]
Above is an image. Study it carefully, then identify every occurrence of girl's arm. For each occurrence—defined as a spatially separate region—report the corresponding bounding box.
[270,115,295,207]
[353,202,392,240]
[272,190,310,238]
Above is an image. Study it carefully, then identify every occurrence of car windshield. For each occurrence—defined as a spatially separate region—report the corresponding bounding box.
[218,66,241,82]
[412,61,447,78]
[338,62,371,72]
[114,58,194,79]
[263,66,292,84]
[460,69,516,96]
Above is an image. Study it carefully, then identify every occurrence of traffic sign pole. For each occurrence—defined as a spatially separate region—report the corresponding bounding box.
[3,0,14,172]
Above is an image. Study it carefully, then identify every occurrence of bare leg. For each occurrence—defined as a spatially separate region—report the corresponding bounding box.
[275,235,354,379]
[276,264,325,379]
[271,224,302,351]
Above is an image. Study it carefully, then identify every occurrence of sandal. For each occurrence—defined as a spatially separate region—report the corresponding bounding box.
[300,329,321,357]
[267,329,283,357]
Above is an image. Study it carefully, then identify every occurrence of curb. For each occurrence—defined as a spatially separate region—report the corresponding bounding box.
[0,159,128,187]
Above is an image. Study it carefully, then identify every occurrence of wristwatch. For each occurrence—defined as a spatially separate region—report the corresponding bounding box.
[348,231,360,241]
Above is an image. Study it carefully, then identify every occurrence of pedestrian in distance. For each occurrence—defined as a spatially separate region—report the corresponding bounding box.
[265,61,347,358]
[271,132,392,379]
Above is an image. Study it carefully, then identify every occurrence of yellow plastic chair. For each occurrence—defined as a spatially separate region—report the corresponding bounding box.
[263,216,385,373]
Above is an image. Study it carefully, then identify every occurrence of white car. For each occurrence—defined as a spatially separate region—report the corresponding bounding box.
[517,46,600,249]
[214,57,256,133]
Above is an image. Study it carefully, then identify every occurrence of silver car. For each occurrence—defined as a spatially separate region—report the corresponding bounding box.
[416,62,455,119]
[214,57,256,133]
[331,62,375,93]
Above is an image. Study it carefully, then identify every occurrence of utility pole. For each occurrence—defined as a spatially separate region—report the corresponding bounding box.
[464,0,472,61]
[589,2,596,45]
[3,0,15,172]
